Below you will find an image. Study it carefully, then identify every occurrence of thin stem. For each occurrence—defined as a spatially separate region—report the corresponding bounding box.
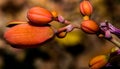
[54,15,81,33]
[55,23,81,34]
[63,20,71,25]
[108,34,120,48]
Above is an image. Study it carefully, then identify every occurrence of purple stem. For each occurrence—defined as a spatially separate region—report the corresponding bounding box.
[109,23,120,38]
[100,22,120,38]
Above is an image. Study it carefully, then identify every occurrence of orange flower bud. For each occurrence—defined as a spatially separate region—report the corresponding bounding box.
[4,23,54,48]
[79,0,93,16]
[27,7,53,25]
[56,32,67,38]
[89,55,109,69]
[81,20,99,34]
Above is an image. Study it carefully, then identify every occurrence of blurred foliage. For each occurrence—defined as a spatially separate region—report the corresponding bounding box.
[55,30,83,46]
[0,0,120,69]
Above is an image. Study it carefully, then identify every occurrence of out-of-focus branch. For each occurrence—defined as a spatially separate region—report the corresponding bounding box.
[109,34,120,48]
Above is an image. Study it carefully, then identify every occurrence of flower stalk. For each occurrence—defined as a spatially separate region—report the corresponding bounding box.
[99,20,120,48]
[109,34,120,48]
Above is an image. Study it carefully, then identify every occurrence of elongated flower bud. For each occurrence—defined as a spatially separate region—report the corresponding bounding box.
[4,23,54,48]
[56,32,67,38]
[27,7,53,25]
[89,55,109,69]
[79,0,93,16]
[81,20,99,34]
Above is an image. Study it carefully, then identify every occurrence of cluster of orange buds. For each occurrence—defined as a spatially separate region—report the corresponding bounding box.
[27,7,71,38]
[4,6,74,48]
[79,0,99,34]
[4,6,67,48]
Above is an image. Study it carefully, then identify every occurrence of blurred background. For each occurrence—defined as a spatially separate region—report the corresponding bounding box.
[0,0,120,69]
